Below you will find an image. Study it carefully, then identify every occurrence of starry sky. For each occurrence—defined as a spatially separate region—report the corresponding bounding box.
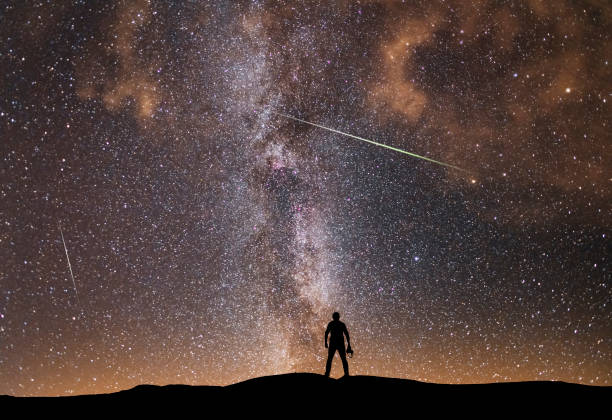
[1,0,610,396]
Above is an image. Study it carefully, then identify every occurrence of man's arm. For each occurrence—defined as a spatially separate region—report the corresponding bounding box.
[325,324,330,348]
[344,324,350,346]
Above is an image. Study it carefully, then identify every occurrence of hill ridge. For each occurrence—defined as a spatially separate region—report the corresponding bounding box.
[1,372,608,416]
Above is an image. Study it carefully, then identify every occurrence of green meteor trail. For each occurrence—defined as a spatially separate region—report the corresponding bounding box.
[272,111,467,172]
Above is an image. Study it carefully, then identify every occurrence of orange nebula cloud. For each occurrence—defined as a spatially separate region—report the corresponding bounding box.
[77,0,160,122]
[370,11,441,123]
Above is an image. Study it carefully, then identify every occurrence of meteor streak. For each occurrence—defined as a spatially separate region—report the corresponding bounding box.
[272,111,467,172]
[59,223,80,305]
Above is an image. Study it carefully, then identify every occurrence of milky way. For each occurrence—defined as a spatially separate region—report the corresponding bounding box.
[0,1,610,396]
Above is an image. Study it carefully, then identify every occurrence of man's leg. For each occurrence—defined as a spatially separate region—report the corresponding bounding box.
[338,346,349,376]
[324,346,335,377]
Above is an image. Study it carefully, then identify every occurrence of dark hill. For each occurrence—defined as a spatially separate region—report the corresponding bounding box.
[1,373,608,416]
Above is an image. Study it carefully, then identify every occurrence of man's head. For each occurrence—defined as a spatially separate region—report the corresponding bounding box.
[332,312,340,321]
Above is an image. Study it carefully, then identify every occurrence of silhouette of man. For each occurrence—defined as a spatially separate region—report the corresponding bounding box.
[324,312,351,377]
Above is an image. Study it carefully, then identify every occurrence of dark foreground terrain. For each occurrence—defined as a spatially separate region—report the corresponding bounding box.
[2,373,608,416]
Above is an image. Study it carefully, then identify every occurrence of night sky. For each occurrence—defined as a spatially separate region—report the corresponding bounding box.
[1,0,610,396]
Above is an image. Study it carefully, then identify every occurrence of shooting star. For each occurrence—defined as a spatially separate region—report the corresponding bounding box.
[272,111,468,172]
[59,223,80,305]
